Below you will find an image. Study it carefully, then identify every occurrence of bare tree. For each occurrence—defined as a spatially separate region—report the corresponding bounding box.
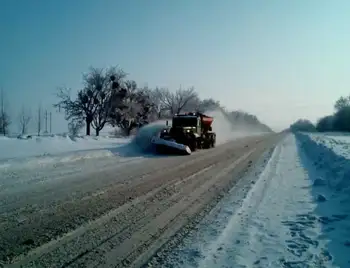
[18,106,31,135]
[86,67,127,136]
[0,89,11,136]
[148,87,170,119]
[154,86,199,116]
[138,86,160,121]
[54,66,127,136]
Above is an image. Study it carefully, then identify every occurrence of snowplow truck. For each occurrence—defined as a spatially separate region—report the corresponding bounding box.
[151,112,216,155]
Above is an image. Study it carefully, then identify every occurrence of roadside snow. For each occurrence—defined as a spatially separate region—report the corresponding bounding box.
[0,134,137,170]
[308,133,350,160]
[163,134,350,268]
[0,135,131,161]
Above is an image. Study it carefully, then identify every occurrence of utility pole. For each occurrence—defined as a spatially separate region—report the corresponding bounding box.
[49,112,52,133]
[1,89,4,135]
[38,104,41,136]
[44,110,48,133]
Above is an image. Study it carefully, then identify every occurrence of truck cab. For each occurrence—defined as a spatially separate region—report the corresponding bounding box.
[161,112,216,151]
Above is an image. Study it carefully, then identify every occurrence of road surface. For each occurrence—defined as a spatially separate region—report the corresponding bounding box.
[0,133,283,267]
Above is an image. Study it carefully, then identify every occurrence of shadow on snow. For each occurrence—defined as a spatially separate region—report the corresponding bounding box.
[294,132,350,267]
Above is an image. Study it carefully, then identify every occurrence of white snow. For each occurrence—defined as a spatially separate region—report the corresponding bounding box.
[0,115,270,203]
[308,132,350,160]
[0,134,134,169]
[0,134,147,195]
[0,134,130,160]
[163,133,350,268]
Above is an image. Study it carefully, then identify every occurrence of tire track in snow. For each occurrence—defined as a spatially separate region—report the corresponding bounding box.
[198,139,283,268]
[202,135,333,268]
[165,135,335,268]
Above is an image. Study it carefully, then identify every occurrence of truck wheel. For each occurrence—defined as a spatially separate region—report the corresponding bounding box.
[196,139,202,149]
[189,139,197,151]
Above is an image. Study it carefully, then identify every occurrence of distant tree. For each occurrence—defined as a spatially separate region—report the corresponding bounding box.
[316,115,334,132]
[227,110,258,125]
[334,96,350,111]
[108,80,156,135]
[139,86,162,120]
[196,98,221,113]
[68,119,84,136]
[147,87,170,119]
[332,106,350,132]
[0,89,11,136]
[290,119,316,132]
[54,66,275,135]
[154,86,199,115]
[54,66,127,136]
[18,106,31,135]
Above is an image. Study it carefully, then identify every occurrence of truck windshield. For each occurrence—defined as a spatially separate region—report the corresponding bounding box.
[173,117,197,127]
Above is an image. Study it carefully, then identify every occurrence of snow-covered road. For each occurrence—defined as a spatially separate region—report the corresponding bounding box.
[157,134,350,268]
[2,126,350,267]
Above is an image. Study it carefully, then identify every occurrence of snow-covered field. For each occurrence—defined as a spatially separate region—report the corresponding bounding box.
[160,133,350,268]
[308,132,350,160]
[0,135,131,161]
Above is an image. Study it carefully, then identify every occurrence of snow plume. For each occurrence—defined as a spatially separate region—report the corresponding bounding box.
[132,109,268,152]
[132,120,169,152]
[205,109,265,145]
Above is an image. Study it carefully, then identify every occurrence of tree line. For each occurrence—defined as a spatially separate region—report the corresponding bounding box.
[290,94,350,132]
[54,66,271,136]
[0,65,271,137]
[0,89,38,136]
[0,99,52,137]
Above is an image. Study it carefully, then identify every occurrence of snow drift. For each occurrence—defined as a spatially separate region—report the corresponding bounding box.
[0,134,131,169]
[295,132,350,267]
[296,132,350,190]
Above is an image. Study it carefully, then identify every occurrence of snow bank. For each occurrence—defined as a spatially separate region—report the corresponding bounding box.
[295,132,350,267]
[296,132,350,190]
[308,133,350,160]
[0,134,131,168]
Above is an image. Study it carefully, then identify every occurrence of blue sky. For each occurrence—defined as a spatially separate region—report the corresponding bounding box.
[1,0,350,132]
